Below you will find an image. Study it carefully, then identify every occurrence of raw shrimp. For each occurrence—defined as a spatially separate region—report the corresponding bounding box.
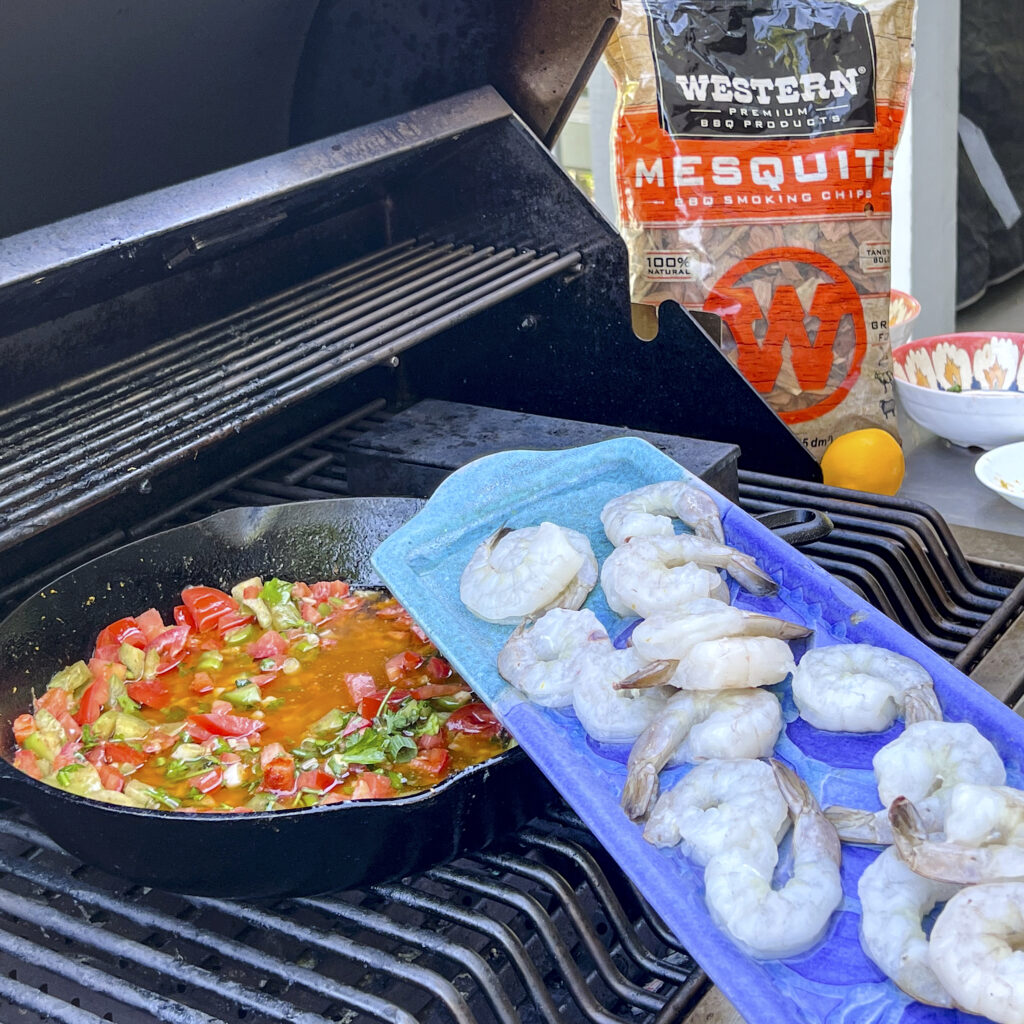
[572,646,671,745]
[826,720,1006,845]
[621,688,782,819]
[857,846,960,1007]
[460,522,597,624]
[618,636,797,693]
[643,758,789,865]
[627,599,810,665]
[791,642,941,733]
[929,882,1024,1024]
[600,534,776,619]
[496,608,611,708]
[600,480,725,547]
[890,788,1024,885]
[703,760,843,959]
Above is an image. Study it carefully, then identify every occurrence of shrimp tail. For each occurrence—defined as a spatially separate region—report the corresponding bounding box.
[825,805,892,845]
[614,659,680,691]
[725,553,779,597]
[739,612,812,641]
[767,758,808,815]
[902,685,944,724]
[621,763,660,821]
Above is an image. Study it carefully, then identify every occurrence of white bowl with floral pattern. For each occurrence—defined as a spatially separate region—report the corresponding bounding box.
[889,290,921,349]
[892,332,1024,449]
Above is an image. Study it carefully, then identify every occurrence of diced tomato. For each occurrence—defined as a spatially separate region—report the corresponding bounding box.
[384,651,424,682]
[425,656,453,680]
[374,601,405,619]
[259,743,286,767]
[189,671,215,695]
[12,714,35,744]
[295,768,337,793]
[211,699,233,716]
[193,768,224,794]
[242,584,260,600]
[126,676,171,709]
[262,755,296,792]
[181,586,238,633]
[187,712,264,738]
[141,730,177,754]
[84,745,106,765]
[57,713,82,742]
[75,676,109,725]
[95,617,147,653]
[311,580,350,601]
[412,683,465,700]
[146,625,191,675]
[358,689,413,720]
[134,608,166,642]
[409,622,429,643]
[341,715,370,738]
[343,673,377,703]
[416,730,447,750]
[251,673,277,688]
[88,658,127,685]
[220,751,241,765]
[104,741,147,767]
[13,749,41,779]
[291,582,312,600]
[97,764,126,792]
[408,748,450,776]
[445,702,502,737]
[173,604,195,628]
[350,773,396,800]
[246,630,287,659]
[216,609,255,634]
[35,688,69,717]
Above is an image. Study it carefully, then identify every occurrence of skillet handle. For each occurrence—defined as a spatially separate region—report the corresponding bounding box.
[756,508,834,548]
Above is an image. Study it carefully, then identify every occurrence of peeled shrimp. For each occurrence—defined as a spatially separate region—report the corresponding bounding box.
[791,642,941,733]
[929,882,1024,1024]
[460,522,597,624]
[703,760,843,960]
[643,758,789,865]
[600,480,725,547]
[496,608,610,708]
[827,720,1006,845]
[890,787,1024,885]
[627,599,810,665]
[600,534,776,619]
[857,846,960,1007]
[571,646,670,745]
[621,688,782,819]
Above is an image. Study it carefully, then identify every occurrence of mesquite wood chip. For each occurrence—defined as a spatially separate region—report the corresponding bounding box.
[605,0,916,458]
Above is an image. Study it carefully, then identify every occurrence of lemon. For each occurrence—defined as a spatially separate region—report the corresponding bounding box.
[820,428,905,496]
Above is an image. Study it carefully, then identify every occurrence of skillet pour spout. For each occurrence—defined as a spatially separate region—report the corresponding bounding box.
[0,498,546,899]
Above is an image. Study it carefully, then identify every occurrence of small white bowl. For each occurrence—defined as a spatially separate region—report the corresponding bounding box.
[975,441,1024,512]
[893,332,1024,449]
[889,289,921,349]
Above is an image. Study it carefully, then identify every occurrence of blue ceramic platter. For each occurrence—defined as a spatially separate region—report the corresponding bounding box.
[372,437,1023,1024]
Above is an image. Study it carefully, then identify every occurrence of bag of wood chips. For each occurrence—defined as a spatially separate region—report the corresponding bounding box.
[605,0,916,458]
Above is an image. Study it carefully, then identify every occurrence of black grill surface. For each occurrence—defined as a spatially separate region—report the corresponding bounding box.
[1,404,1023,1022]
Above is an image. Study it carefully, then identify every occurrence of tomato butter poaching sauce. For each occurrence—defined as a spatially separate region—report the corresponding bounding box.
[11,579,511,811]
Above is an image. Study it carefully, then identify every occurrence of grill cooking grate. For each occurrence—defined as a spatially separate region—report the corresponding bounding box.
[0,241,580,555]
[0,809,707,1024]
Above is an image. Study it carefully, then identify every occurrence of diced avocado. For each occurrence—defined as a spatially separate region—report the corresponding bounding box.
[50,762,104,798]
[310,708,348,736]
[223,682,261,709]
[47,661,92,696]
[112,713,150,740]
[232,577,273,629]
[122,780,162,809]
[23,730,57,762]
[92,709,119,740]
[196,650,223,672]
[246,792,277,811]
[142,648,160,680]
[118,643,145,679]
[32,708,67,750]
[170,742,206,762]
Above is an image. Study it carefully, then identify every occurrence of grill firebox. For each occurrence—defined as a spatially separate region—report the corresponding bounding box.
[0,404,1021,1023]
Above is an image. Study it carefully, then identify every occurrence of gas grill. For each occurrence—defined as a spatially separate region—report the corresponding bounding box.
[2,3,1024,1022]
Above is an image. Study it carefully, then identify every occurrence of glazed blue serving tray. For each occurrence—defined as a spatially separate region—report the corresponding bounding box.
[372,437,1023,1024]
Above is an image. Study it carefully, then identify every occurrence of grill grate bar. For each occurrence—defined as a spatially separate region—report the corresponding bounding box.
[188,896,481,1024]
[0,974,112,1024]
[427,863,636,1024]
[0,246,579,552]
[472,850,665,1013]
[0,885,331,1024]
[371,880,571,1024]
[298,895,522,1024]
[0,926,227,1024]
[0,238,431,433]
[514,828,694,985]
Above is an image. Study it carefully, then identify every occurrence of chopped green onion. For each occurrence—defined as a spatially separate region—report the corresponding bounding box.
[258,658,277,672]
[197,651,224,672]
[281,658,300,675]
[224,625,256,645]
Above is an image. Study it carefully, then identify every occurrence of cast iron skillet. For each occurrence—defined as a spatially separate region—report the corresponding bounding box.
[0,498,549,899]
